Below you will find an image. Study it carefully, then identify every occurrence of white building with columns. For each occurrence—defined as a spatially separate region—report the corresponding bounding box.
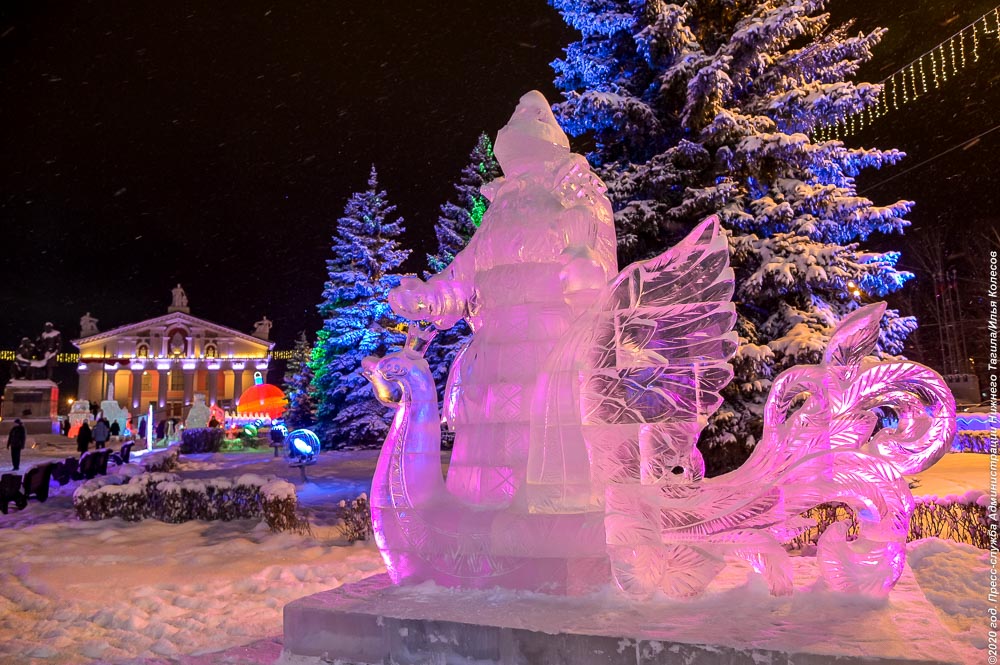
[72,299,274,420]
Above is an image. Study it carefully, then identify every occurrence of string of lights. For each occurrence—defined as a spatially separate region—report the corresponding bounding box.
[814,5,1000,141]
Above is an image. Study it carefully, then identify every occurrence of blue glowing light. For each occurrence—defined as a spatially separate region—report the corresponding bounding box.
[286,428,320,463]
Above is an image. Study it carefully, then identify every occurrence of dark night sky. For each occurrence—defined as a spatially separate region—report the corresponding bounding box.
[1,1,998,391]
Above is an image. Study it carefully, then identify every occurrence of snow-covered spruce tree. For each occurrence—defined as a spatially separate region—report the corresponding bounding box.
[311,166,410,449]
[427,133,501,274]
[424,134,501,408]
[281,331,316,430]
[550,0,916,472]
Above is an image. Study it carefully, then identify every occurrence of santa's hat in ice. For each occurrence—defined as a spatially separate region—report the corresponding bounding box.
[494,90,569,176]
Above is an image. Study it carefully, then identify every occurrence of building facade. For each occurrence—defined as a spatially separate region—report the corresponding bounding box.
[72,302,274,421]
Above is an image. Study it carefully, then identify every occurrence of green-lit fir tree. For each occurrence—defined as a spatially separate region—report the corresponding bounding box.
[281,331,316,430]
[550,0,917,471]
[424,133,501,409]
[310,166,409,448]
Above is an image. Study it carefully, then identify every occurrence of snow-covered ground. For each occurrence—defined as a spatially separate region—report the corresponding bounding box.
[0,439,991,664]
[908,450,990,497]
[0,436,390,664]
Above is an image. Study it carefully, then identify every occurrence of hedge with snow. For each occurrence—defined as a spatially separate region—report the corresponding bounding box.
[73,471,305,532]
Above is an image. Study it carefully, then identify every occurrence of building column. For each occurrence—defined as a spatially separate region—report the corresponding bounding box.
[183,368,195,406]
[157,369,168,408]
[207,368,219,406]
[77,365,91,403]
[130,370,143,409]
[232,363,245,405]
[105,366,118,401]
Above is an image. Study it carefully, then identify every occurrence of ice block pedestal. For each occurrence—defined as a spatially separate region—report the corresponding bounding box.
[283,560,963,665]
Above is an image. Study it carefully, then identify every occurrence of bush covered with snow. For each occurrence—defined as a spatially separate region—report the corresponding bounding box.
[73,472,306,532]
[261,477,306,533]
[337,493,373,542]
[72,472,178,523]
[911,492,990,549]
[785,494,989,551]
[142,446,180,472]
[179,427,224,453]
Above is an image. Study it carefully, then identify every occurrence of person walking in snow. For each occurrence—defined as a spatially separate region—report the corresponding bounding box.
[92,418,110,449]
[109,419,121,442]
[6,418,26,471]
[77,421,93,454]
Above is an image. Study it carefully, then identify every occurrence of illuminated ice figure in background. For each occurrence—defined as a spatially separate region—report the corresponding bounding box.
[365,91,955,598]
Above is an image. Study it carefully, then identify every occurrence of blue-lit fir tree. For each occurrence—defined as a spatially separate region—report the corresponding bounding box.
[281,331,316,430]
[424,134,501,407]
[550,0,917,471]
[311,166,409,448]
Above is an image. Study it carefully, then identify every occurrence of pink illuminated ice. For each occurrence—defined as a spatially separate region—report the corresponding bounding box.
[363,91,956,599]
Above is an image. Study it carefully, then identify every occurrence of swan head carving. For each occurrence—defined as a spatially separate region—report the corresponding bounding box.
[362,354,407,406]
[362,322,440,406]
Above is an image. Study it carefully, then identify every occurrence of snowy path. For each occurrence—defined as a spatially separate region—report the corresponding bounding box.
[0,441,989,663]
[0,517,384,662]
[0,439,390,663]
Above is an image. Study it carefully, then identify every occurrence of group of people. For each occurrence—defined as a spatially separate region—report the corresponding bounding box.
[3,415,126,472]
[75,417,121,454]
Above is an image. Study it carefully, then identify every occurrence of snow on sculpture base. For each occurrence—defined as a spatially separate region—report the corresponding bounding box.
[283,561,962,665]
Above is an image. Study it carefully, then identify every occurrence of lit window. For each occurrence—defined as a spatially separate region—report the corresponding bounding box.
[137,344,149,358]
[205,344,217,359]
[169,371,184,391]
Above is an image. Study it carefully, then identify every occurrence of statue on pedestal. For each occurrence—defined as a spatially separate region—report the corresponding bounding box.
[11,338,35,380]
[79,312,99,338]
[35,322,62,380]
[172,284,187,308]
[252,316,272,340]
[169,284,190,313]
[9,323,62,381]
